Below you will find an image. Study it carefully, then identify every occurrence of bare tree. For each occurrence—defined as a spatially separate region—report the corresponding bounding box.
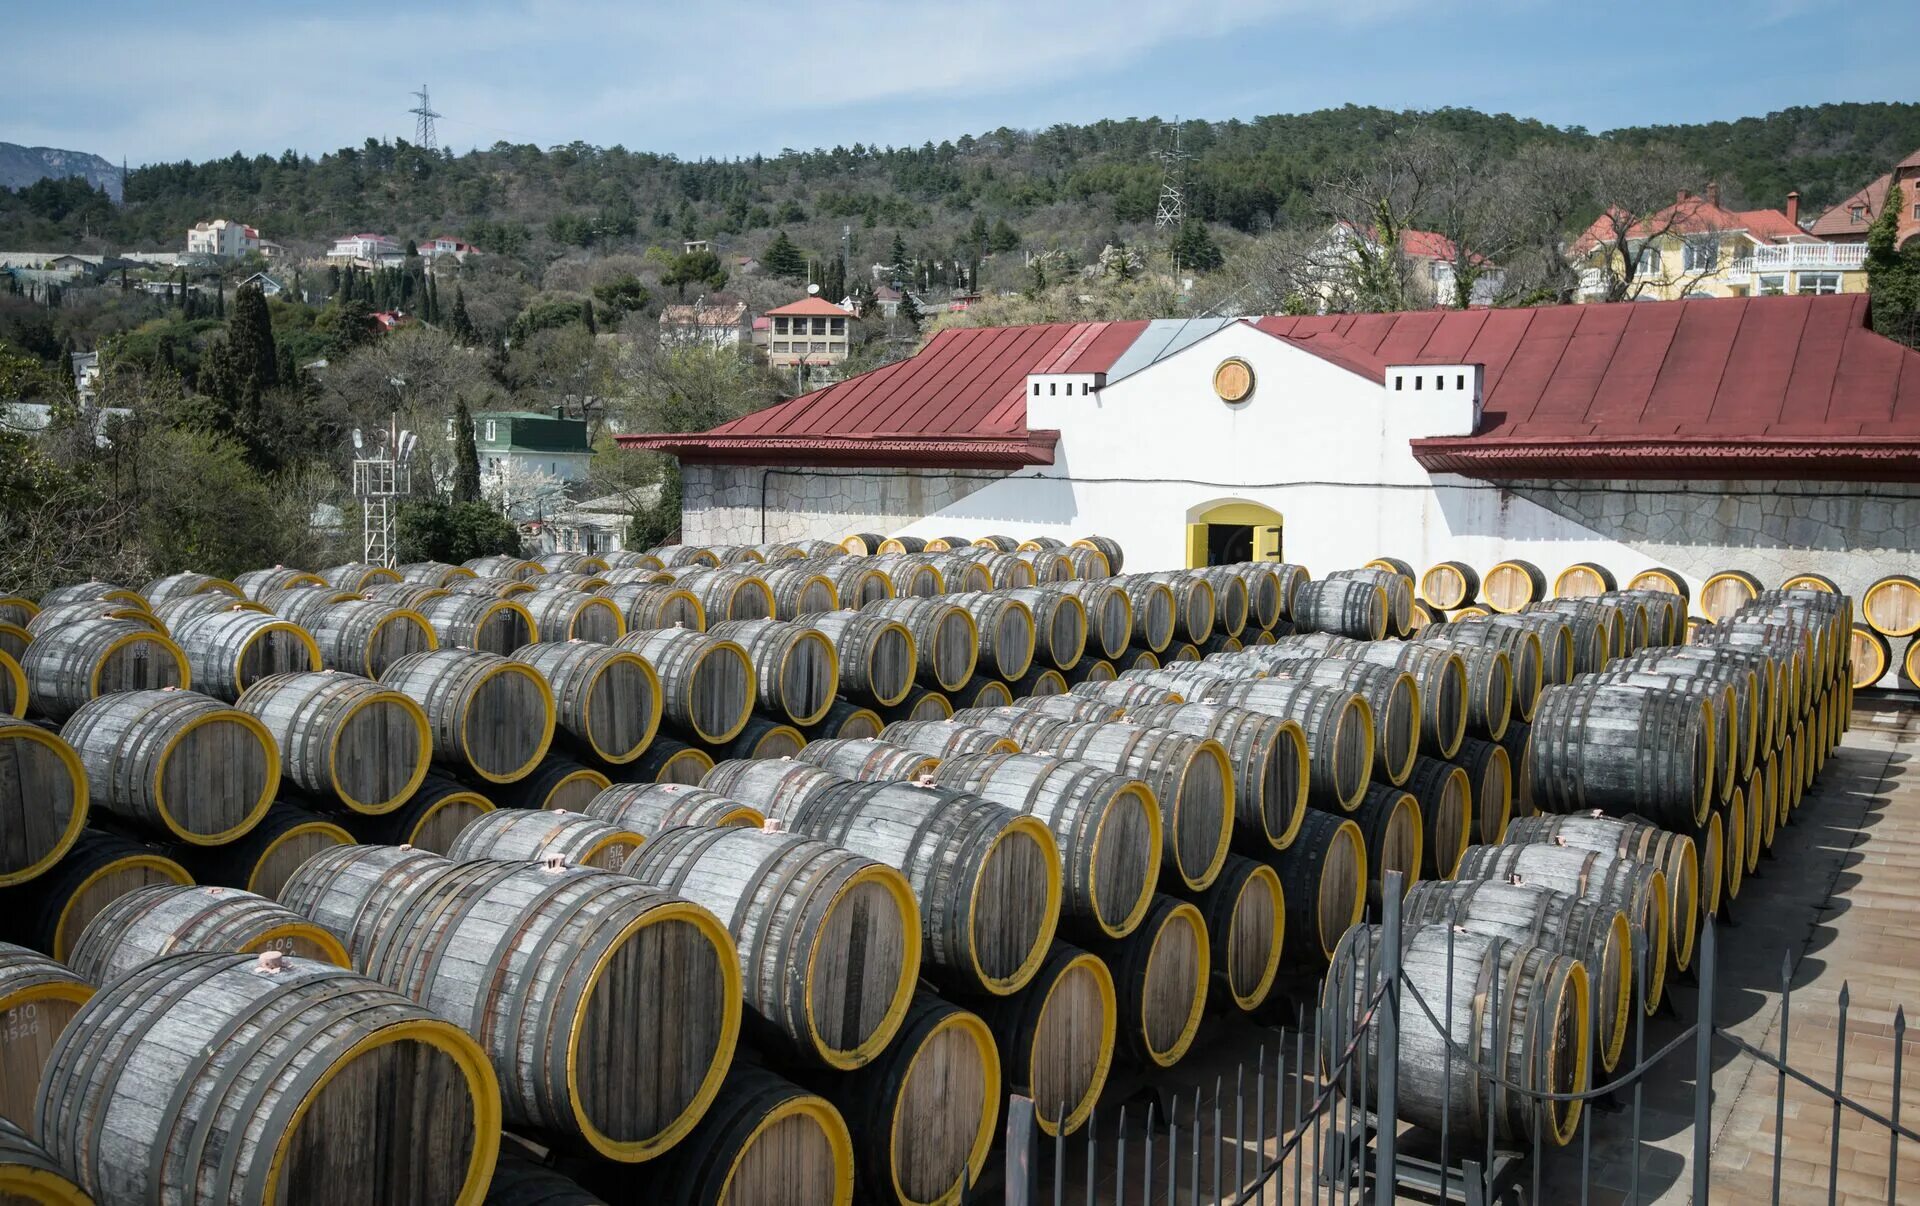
[1558,143,1715,303]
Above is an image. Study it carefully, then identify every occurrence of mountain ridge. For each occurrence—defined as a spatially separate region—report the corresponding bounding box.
[0,142,123,202]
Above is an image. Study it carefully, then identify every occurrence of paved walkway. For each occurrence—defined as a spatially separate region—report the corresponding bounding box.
[1029,705,1920,1204]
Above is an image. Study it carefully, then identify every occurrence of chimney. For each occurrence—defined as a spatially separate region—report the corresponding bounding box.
[1786,190,1801,226]
[1677,189,1691,203]
[1705,181,1720,207]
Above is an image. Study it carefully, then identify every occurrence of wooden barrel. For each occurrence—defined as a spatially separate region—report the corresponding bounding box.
[1291,578,1387,641]
[1693,569,1764,625]
[447,577,537,604]
[883,689,955,725]
[0,651,20,718]
[807,559,894,607]
[1199,678,1374,812]
[861,598,978,691]
[1113,578,1176,652]
[68,882,348,985]
[0,829,194,961]
[1456,842,1669,1013]
[598,580,707,635]
[513,642,662,766]
[1050,581,1132,660]
[236,671,429,813]
[1124,701,1307,853]
[1346,641,1469,761]
[1591,666,1748,785]
[1009,667,1068,698]
[1420,561,1480,610]
[232,566,324,600]
[1190,569,1251,640]
[37,951,500,1203]
[1415,632,1515,741]
[1523,599,1615,674]
[584,781,763,835]
[767,778,1062,996]
[1553,561,1616,598]
[1325,922,1590,1147]
[1068,536,1123,574]
[933,751,1159,940]
[330,857,742,1162]
[642,1064,852,1206]
[1263,659,1418,787]
[1134,574,1214,645]
[943,593,1035,681]
[708,715,804,761]
[148,594,269,630]
[1080,894,1206,1068]
[1272,812,1365,966]
[1328,567,1413,638]
[1178,853,1282,1012]
[701,758,844,818]
[38,582,147,610]
[1482,559,1547,614]
[464,554,544,580]
[25,601,165,639]
[971,944,1114,1137]
[1505,812,1703,971]
[397,560,476,587]
[796,991,996,1206]
[1628,567,1690,601]
[275,843,450,964]
[534,551,608,575]
[0,943,93,1132]
[808,699,885,740]
[318,561,405,590]
[380,648,557,783]
[445,806,642,870]
[486,754,611,812]
[621,735,712,784]
[539,572,614,595]
[1404,756,1472,879]
[1863,574,1920,637]
[649,546,721,570]
[0,1114,88,1204]
[1013,695,1124,724]
[757,563,838,619]
[1604,588,1680,647]
[142,571,241,603]
[342,772,493,852]
[925,554,992,593]
[1450,737,1512,845]
[788,612,914,708]
[1404,878,1631,1073]
[795,737,938,782]
[957,675,1016,708]
[864,556,942,597]
[1070,679,1179,710]
[519,589,626,645]
[270,585,360,629]
[0,723,87,888]
[63,688,277,844]
[1353,785,1422,906]
[21,619,189,722]
[310,600,438,678]
[1527,683,1714,830]
[356,582,448,613]
[1013,720,1232,893]
[1125,649,1162,671]
[1004,589,1087,672]
[881,720,1017,760]
[613,628,755,745]
[622,825,919,1069]
[170,800,353,899]
[1015,548,1073,584]
[669,570,776,624]
[709,620,839,727]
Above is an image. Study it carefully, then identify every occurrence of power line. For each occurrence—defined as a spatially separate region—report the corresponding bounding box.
[408,85,443,150]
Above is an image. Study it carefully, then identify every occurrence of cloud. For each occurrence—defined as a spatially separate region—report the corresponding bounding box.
[5,0,1427,161]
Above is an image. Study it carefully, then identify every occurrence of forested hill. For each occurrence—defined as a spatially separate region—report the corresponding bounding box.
[4,101,1917,263]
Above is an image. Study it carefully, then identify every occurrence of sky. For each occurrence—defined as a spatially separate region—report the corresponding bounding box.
[5,0,1916,166]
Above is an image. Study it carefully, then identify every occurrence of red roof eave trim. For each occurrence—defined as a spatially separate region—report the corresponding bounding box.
[613,430,1059,469]
[1411,435,1920,481]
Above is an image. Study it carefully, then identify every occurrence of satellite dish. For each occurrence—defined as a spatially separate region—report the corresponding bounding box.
[806,283,820,295]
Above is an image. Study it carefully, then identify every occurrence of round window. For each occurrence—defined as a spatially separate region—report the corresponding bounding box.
[1213,358,1254,403]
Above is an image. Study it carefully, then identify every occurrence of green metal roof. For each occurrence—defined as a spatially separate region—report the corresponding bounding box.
[474,411,591,453]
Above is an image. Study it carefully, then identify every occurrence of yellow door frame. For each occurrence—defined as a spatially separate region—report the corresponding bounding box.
[1186,501,1284,567]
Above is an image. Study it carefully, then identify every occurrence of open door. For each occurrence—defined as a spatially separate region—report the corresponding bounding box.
[1187,501,1284,567]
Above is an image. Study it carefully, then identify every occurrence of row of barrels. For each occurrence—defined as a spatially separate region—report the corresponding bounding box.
[1317,585,1855,1151]
[1405,554,1911,636]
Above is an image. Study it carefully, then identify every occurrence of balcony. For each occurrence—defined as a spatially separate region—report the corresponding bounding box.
[1727,243,1869,279]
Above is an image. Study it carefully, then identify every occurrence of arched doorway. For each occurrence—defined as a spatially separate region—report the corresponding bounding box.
[1185,501,1283,568]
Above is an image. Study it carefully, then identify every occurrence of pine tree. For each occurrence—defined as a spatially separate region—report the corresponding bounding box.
[450,285,476,345]
[988,219,1020,253]
[451,399,483,502]
[1172,218,1225,273]
[764,231,806,280]
[888,231,909,283]
[820,255,846,304]
[897,289,922,333]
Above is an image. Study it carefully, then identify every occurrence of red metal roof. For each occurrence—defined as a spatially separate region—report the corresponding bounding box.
[1256,296,1920,479]
[618,321,1140,467]
[1571,196,1805,255]
[622,296,1920,479]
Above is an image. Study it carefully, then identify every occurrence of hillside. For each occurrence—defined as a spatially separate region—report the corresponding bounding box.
[2,102,1917,280]
[0,142,122,202]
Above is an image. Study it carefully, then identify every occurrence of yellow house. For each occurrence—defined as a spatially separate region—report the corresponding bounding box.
[1573,185,1867,303]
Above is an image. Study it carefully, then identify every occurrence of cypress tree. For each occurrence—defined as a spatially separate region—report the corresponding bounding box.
[897,289,922,333]
[451,399,483,502]
[764,231,806,280]
[450,284,476,344]
[226,283,279,392]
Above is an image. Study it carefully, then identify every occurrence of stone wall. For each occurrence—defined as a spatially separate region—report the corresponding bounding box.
[680,464,1009,545]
